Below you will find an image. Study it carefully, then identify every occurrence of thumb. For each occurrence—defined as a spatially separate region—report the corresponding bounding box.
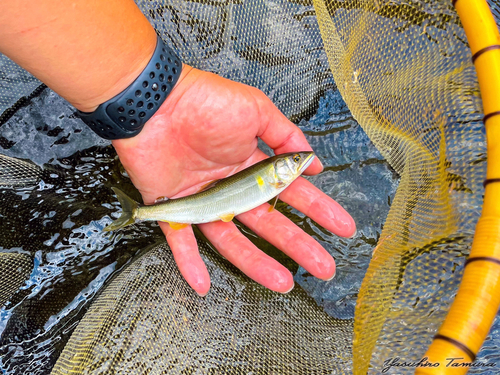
[257,100,323,175]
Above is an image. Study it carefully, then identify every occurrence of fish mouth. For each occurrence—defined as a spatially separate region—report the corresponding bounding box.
[298,152,315,173]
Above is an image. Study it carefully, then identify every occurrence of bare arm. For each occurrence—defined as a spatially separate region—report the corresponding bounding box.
[0,1,356,296]
[0,0,156,112]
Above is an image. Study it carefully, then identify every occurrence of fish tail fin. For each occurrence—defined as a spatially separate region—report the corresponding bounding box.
[104,187,139,232]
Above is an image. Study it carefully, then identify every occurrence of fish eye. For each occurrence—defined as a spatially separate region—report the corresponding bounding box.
[293,154,301,162]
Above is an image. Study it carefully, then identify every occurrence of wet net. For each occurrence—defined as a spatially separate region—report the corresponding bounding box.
[52,241,353,374]
[311,0,485,372]
[0,0,497,373]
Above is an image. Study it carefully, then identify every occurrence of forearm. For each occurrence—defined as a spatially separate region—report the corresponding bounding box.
[0,0,157,112]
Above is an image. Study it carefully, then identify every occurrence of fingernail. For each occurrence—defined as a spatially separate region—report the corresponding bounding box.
[349,229,358,239]
[281,283,295,294]
[322,266,336,281]
[197,291,208,297]
[324,271,336,281]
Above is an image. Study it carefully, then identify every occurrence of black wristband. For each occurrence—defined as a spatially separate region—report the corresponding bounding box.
[77,35,182,140]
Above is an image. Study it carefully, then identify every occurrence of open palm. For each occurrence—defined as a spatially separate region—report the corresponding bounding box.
[112,65,356,296]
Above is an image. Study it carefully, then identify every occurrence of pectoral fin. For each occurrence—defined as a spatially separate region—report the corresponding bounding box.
[268,195,279,212]
[270,181,286,189]
[219,213,235,222]
[164,221,189,230]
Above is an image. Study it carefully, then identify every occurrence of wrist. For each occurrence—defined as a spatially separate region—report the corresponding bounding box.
[0,0,158,114]
[71,33,157,113]
[78,37,184,140]
[111,63,193,150]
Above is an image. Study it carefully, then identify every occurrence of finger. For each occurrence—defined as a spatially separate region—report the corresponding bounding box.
[248,148,355,238]
[159,222,211,297]
[257,102,323,175]
[279,177,356,238]
[198,220,295,293]
[237,204,336,280]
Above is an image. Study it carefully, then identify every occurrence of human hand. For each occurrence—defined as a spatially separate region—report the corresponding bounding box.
[112,65,356,296]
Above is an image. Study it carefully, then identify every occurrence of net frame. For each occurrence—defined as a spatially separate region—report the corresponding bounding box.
[416,0,500,373]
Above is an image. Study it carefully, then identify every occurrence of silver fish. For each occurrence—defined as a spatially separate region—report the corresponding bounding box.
[104,151,315,231]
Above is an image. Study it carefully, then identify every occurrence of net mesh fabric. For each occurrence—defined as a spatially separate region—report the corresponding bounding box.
[52,242,352,375]
[0,253,32,308]
[0,155,38,307]
[0,55,41,117]
[0,154,42,187]
[0,0,491,373]
[141,0,336,121]
[311,0,483,372]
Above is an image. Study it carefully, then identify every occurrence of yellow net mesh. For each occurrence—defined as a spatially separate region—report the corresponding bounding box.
[312,0,484,371]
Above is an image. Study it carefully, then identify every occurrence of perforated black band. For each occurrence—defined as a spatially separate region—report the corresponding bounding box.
[77,36,182,140]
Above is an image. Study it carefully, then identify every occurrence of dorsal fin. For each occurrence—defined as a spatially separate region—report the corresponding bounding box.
[198,179,221,193]
[154,196,169,204]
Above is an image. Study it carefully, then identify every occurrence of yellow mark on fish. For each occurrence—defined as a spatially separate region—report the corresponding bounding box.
[255,175,265,191]
[256,175,264,186]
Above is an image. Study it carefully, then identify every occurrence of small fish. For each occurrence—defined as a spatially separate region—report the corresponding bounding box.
[104,151,315,231]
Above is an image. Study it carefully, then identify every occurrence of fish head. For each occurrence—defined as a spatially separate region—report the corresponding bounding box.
[273,152,315,184]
